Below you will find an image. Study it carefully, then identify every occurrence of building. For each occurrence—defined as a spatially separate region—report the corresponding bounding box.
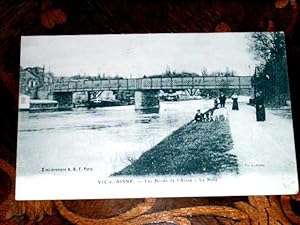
[19,67,54,99]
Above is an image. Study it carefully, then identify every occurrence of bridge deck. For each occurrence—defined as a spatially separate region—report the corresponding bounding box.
[52,76,253,92]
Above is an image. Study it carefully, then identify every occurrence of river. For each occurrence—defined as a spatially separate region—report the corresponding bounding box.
[17,99,214,177]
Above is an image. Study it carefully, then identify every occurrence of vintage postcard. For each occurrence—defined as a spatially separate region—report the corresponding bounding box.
[16,32,298,200]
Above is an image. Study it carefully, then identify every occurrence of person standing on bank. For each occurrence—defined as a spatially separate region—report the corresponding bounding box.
[231,93,239,110]
[214,97,219,109]
[255,91,265,121]
[219,92,226,108]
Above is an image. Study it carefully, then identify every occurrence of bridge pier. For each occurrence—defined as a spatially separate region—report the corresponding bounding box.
[53,92,73,110]
[134,90,160,113]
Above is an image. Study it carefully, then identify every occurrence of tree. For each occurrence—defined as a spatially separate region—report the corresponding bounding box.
[248,32,289,107]
[201,67,209,76]
[224,67,236,77]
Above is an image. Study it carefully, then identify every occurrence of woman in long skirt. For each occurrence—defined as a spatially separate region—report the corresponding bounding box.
[231,93,239,110]
[255,91,265,121]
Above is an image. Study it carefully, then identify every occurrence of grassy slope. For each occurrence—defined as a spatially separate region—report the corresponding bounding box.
[113,120,238,176]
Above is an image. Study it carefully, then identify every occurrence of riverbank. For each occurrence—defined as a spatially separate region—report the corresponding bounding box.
[113,119,238,176]
[228,103,297,176]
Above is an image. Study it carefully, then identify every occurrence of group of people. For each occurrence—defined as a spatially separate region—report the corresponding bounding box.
[194,91,266,122]
[194,108,214,122]
[194,92,239,123]
[214,92,239,110]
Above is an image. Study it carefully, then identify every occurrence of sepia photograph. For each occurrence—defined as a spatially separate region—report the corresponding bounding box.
[16,32,298,200]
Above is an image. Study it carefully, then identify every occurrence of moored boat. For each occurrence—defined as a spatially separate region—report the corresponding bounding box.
[88,99,124,108]
[29,99,58,112]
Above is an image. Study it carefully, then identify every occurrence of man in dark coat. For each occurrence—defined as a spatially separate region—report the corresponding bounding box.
[219,92,226,108]
[255,91,265,121]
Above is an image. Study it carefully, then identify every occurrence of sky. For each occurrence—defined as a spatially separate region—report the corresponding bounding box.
[20,33,257,78]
